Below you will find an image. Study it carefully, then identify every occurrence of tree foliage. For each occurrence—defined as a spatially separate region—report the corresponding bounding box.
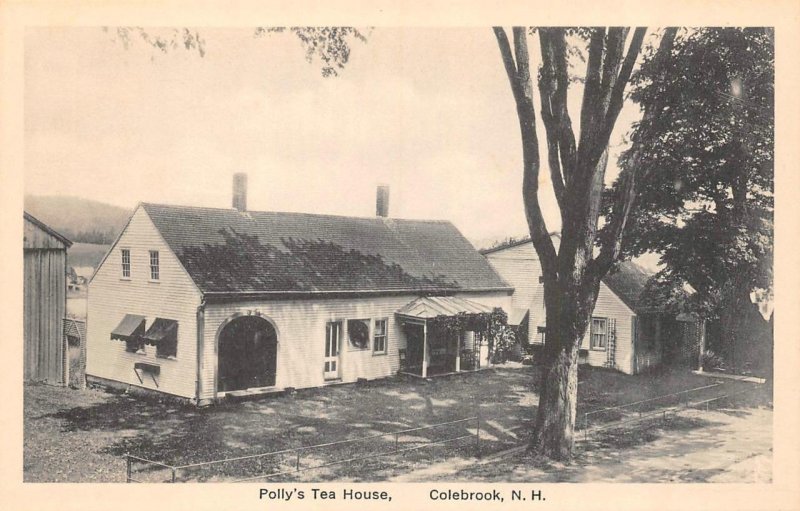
[608,28,774,319]
[107,26,368,77]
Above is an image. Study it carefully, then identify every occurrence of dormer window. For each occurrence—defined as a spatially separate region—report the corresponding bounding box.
[121,249,131,278]
[149,250,160,281]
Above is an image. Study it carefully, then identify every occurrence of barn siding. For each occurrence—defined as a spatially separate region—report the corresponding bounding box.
[86,207,202,399]
[486,242,636,374]
[24,218,69,250]
[201,291,511,400]
[24,249,68,384]
[23,215,69,385]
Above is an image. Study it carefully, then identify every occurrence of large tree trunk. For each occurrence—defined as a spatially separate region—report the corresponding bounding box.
[531,337,580,458]
[530,275,600,459]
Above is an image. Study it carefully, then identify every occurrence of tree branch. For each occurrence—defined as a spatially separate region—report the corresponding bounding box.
[578,28,606,159]
[493,27,519,96]
[592,27,677,278]
[494,26,558,278]
[538,29,567,213]
[594,27,647,161]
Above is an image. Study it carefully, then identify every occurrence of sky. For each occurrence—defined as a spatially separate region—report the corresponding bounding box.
[25,27,643,249]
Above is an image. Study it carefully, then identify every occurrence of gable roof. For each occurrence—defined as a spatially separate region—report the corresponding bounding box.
[602,260,654,312]
[23,211,73,248]
[140,203,511,297]
[482,238,654,313]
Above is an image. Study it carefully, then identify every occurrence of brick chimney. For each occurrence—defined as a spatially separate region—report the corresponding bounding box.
[232,173,247,212]
[376,185,390,218]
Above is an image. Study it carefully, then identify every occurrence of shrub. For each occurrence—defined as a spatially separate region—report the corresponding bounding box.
[701,350,725,371]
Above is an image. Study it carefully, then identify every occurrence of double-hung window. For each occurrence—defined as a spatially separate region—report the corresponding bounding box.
[149,250,160,281]
[121,249,131,278]
[373,319,388,354]
[590,317,607,350]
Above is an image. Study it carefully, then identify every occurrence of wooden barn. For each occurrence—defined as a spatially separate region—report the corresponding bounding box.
[24,211,72,385]
[483,238,701,374]
[86,177,513,404]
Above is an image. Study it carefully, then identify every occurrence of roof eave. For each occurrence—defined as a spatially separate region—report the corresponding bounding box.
[202,286,514,303]
[23,211,73,248]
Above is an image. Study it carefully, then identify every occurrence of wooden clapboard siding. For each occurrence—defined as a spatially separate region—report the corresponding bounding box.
[485,241,636,374]
[23,214,69,385]
[201,291,511,400]
[484,242,544,340]
[580,283,635,374]
[86,206,202,399]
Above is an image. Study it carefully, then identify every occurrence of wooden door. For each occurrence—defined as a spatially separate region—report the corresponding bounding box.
[324,321,341,380]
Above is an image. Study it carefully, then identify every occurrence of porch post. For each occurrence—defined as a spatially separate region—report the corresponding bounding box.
[422,321,429,378]
[455,331,462,373]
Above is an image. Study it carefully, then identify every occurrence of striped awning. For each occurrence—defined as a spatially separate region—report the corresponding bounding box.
[395,296,494,320]
[142,318,178,346]
[110,314,146,342]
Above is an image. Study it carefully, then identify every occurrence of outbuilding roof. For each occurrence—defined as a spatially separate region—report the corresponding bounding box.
[395,296,495,320]
[141,203,511,296]
[481,237,655,313]
[602,260,654,312]
[23,211,73,249]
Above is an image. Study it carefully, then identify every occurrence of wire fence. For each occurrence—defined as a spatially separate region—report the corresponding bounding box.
[579,382,725,430]
[125,379,769,482]
[577,381,768,441]
[126,416,482,483]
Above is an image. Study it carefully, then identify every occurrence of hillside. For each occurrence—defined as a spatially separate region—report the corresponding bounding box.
[68,242,111,270]
[24,195,131,245]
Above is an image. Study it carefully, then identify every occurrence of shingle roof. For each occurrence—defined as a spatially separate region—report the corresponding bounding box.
[600,260,654,312]
[482,238,654,312]
[141,203,511,296]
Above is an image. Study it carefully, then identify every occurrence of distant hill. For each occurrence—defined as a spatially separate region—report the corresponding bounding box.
[24,195,131,245]
[68,242,111,270]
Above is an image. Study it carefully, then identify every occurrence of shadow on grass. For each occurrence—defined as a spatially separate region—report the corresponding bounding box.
[587,416,725,451]
[34,367,541,481]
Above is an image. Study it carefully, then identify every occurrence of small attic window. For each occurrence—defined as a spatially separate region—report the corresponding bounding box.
[121,249,131,278]
[149,251,160,280]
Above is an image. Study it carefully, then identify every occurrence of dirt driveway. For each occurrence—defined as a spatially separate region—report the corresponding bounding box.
[400,404,772,483]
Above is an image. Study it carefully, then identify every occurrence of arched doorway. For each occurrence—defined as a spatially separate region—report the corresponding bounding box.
[218,315,278,392]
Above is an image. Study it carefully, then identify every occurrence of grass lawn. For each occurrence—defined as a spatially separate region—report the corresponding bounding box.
[23,364,763,482]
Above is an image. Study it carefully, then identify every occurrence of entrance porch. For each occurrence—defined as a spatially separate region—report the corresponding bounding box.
[396,296,494,378]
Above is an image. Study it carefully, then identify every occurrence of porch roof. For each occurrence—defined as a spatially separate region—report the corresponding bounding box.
[395,296,494,320]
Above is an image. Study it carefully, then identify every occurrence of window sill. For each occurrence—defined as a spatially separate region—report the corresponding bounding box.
[156,355,177,361]
[148,279,161,284]
[589,347,607,352]
[120,277,131,281]
[372,351,387,357]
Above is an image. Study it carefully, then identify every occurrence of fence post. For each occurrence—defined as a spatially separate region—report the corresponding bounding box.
[475,415,481,458]
[126,454,131,483]
[394,432,399,454]
[296,450,301,472]
[171,467,177,483]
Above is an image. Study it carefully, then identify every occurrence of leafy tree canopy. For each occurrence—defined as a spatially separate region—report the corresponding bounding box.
[608,27,774,316]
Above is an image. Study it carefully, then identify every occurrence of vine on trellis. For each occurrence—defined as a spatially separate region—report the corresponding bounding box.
[426,308,516,362]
